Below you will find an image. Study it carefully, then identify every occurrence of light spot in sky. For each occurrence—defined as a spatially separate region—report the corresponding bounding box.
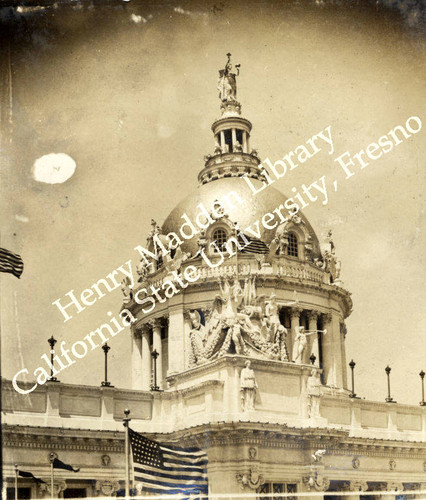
[32,153,76,184]
[130,13,146,24]
[15,215,29,223]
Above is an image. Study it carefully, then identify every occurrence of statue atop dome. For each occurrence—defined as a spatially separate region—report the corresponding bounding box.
[217,53,240,102]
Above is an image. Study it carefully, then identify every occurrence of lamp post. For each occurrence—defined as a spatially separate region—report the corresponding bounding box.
[385,365,396,403]
[123,409,131,498]
[309,353,316,365]
[349,360,359,398]
[14,463,18,500]
[101,343,113,387]
[151,349,160,391]
[420,370,425,406]
[47,335,59,382]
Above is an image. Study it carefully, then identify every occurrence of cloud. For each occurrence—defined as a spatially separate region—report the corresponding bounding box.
[32,153,76,184]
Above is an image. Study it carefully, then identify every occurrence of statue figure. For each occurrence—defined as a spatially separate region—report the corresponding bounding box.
[136,259,150,282]
[121,277,132,303]
[217,53,240,102]
[196,230,208,254]
[307,369,322,418]
[229,319,245,355]
[264,293,287,341]
[188,310,208,364]
[214,145,222,155]
[292,325,326,364]
[233,140,243,152]
[240,360,257,411]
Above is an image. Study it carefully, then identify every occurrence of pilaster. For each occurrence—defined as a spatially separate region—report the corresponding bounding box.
[167,306,186,375]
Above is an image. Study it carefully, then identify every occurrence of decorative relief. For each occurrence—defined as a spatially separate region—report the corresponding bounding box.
[188,277,298,365]
[387,482,403,492]
[240,361,257,412]
[248,447,257,460]
[101,454,111,466]
[95,480,120,497]
[352,457,360,469]
[303,472,330,492]
[236,465,264,490]
[349,480,368,492]
[389,459,396,470]
[306,370,322,418]
[40,481,67,497]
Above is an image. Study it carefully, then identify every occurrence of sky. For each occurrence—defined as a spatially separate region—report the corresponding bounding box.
[1,0,425,405]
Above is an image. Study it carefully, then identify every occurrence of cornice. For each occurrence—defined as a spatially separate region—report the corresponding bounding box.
[167,354,318,385]
[3,425,124,452]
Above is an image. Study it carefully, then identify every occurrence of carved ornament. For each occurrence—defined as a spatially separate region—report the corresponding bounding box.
[236,465,264,490]
[303,472,330,492]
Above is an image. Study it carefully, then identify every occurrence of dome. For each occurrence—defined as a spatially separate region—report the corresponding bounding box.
[161,177,320,256]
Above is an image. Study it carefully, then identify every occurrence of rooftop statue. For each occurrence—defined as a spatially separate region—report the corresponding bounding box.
[217,53,240,102]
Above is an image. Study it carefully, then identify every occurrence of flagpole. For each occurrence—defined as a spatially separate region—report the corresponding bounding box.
[14,464,18,500]
[123,409,131,499]
[49,453,54,500]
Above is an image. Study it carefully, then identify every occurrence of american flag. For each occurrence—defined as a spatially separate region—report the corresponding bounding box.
[0,247,24,278]
[238,234,270,254]
[129,428,208,496]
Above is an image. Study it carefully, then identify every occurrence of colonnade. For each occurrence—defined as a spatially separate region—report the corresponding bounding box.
[130,304,347,391]
[216,128,250,153]
[131,317,168,391]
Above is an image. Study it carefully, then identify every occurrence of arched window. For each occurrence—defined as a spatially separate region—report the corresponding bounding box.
[212,228,227,253]
[287,232,298,257]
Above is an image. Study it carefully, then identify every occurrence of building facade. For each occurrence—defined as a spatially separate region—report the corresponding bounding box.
[2,56,426,499]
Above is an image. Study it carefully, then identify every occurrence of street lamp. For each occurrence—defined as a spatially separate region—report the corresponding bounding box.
[151,349,160,391]
[101,343,113,387]
[419,370,425,406]
[349,360,359,398]
[385,365,396,403]
[47,335,59,382]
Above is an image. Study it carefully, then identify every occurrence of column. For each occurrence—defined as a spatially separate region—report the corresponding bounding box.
[152,319,163,390]
[331,311,344,387]
[141,325,151,391]
[131,330,142,390]
[318,312,345,388]
[231,128,237,151]
[306,311,319,364]
[242,131,248,152]
[220,130,225,151]
[168,307,186,375]
[340,321,348,389]
[289,308,301,362]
